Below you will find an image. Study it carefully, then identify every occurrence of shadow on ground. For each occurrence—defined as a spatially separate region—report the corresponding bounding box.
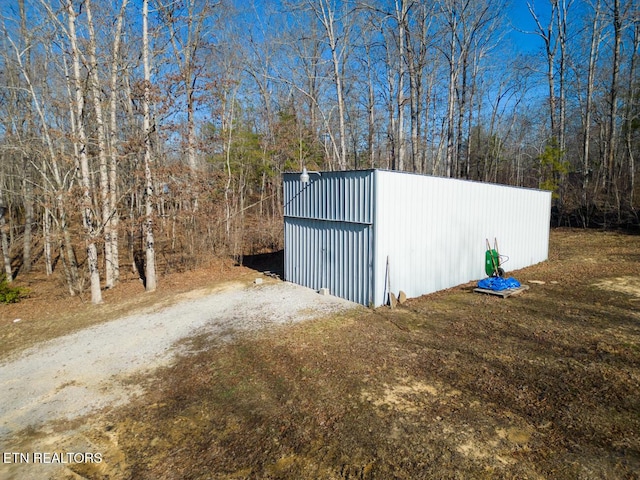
[240,250,284,279]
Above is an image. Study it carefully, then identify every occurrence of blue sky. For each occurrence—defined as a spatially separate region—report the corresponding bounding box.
[507,1,551,54]
[509,0,583,60]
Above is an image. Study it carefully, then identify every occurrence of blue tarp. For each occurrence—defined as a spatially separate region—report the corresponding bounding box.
[477,276,521,291]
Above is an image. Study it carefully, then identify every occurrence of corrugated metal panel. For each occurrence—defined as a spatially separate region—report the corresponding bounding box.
[372,171,551,306]
[283,170,374,224]
[284,217,373,305]
[283,169,551,307]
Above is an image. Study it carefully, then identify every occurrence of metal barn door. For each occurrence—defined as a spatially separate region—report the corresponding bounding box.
[285,218,372,306]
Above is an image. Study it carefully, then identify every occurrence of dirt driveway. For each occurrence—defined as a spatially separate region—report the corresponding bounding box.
[0,281,357,479]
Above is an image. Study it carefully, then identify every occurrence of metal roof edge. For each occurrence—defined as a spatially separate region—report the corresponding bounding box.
[283,168,551,195]
[373,169,552,195]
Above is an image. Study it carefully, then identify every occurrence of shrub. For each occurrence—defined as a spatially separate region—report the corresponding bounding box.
[0,276,27,304]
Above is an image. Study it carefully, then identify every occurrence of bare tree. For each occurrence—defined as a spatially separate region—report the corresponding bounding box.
[442,0,459,177]
[66,0,103,304]
[85,0,117,289]
[404,2,435,173]
[2,0,640,303]
[528,0,560,139]
[107,0,129,286]
[0,188,11,281]
[393,0,409,171]
[156,0,216,172]
[4,12,81,294]
[18,0,34,274]
[442,0,505,178]
[605,0,622,220]
[623,10,639,207]
[143,0,157,292]
[357,16,382,168]
[579,0,603,223]
[305,0,351,169]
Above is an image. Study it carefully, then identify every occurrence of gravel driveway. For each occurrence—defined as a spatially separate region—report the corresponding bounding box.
[0,282,357,445]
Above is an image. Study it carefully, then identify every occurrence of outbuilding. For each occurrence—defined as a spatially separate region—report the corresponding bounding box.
[283,169,551,307]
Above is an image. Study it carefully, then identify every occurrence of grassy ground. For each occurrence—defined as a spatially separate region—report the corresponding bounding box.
[7,229,640,479]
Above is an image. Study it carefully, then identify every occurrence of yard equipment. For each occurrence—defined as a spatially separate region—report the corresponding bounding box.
[485,238,507,277]
[476,238,525,297]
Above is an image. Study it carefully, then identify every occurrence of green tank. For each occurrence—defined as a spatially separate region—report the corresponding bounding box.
[485,248,500,276]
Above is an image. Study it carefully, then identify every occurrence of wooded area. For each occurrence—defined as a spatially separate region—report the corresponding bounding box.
[0,0,638,303]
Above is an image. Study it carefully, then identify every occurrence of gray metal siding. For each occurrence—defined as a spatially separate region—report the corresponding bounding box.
[284,218,373,305]
[283,170,375,305]
[283,170,374,224]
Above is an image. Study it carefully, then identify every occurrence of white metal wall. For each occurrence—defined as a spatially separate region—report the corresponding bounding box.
[372,170,551,306]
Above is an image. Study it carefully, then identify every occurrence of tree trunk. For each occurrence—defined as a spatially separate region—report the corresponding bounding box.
[66,0,103,304]
[362,39,376,168]
[624,18,639,208]
[315,0,348,169]
[456,53,469,178]
[108,0,128,286]
[529,1,558,139]
[606,0,621,217]
[0,201,12,281]
[21,169,33,273]
[464,57,480,180]
[556,0,569,217]
[43,208,53,276]
[395,0,408,172]
[86,0,114,289]
[445,20,457,178]
[557,0,568,154]
[582,0,602,224]
[143,0,157,292]
[404,2,431,173]
[19,0,33,274]
[395,0,411,170]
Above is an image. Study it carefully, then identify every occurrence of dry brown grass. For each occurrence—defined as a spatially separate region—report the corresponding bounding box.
[4,229,640,479]
[96,229,640,479]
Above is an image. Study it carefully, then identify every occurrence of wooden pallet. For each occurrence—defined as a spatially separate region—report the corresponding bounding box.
[473,284,530,298]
